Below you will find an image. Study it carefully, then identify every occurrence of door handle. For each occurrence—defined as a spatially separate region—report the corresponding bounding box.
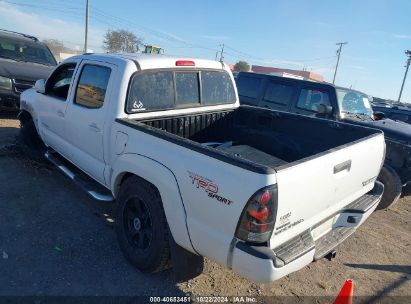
[57,110,64,117]
[334,160,351,174]
[88,123,101,132]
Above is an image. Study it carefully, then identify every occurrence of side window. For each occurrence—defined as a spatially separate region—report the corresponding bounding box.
[297,88,330,112]
[46,63,76,100]
[236,76,261,99]
[75,65,111,109]
[263,82,294,105]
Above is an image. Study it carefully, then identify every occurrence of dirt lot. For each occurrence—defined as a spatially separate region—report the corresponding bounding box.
[0,111,410,302]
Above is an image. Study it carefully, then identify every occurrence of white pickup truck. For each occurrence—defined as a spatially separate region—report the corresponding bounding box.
[19,53,385,282]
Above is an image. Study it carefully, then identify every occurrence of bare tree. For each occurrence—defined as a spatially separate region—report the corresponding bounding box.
[42,39,71,54]
[103,29,144,53]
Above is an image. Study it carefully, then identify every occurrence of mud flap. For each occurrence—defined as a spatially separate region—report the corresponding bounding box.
[169,236,204,282]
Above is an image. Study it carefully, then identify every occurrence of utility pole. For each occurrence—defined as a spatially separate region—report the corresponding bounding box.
[332,42,348,84]
[84,0,89,53]
[219,44,225,62]
[398,50,411,102]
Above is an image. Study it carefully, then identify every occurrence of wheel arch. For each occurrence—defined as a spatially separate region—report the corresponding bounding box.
[17,110,33,125]
[111,153,195,254]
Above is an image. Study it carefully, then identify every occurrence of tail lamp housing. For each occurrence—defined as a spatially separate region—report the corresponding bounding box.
[235,185,278,243]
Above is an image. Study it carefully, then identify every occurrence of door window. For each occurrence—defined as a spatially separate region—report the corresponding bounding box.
[46,63,76,100]
[263,82,294,105]
[75,65,111,109]
[297,88,330,112]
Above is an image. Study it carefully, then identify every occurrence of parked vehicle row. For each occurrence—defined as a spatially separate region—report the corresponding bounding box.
[372,102,411,125]
[236,72,411,209]
[18,53,385,282]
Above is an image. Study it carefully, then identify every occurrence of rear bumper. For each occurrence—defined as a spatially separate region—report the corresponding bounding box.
[230,182,384,282]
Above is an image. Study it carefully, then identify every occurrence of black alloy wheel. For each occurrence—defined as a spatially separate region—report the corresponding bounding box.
[124,197,153,251]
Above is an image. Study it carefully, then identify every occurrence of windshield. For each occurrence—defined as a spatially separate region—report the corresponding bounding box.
[336,88,373,118]
[0,36,56,66]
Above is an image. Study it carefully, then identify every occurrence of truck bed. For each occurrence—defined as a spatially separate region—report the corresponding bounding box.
[117,106,381,172]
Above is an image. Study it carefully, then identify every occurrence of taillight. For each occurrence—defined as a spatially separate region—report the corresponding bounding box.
[235,185,278,243]
[175,60,195,66]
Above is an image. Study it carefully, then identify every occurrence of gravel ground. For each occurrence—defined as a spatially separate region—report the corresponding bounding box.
[0,111,410,302]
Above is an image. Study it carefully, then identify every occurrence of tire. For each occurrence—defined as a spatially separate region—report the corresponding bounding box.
[18,119,45,151]
[116,176,171,273]
[376,165,402,210]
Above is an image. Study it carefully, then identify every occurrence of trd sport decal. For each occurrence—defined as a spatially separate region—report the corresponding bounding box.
[188,171,234,205]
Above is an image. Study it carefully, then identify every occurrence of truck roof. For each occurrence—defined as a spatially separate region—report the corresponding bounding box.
[69,53,229,71]
[238,71,370,96]
[0,29,39,42]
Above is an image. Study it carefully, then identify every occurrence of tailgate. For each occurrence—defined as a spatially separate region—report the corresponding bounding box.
[270,133,385,248]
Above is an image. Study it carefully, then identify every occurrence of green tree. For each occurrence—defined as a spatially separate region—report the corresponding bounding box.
[103,29,144,53]
[234,61,250,72]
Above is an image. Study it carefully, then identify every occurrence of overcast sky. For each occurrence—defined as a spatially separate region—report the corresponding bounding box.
[1,0,410,102]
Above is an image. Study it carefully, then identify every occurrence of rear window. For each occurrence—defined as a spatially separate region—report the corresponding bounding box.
[175,72,200,105]
[126,70,235,113]
[201,71,236,105]
[236,76,261,99]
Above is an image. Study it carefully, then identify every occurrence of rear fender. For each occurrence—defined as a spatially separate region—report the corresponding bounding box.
[111,153,195,253]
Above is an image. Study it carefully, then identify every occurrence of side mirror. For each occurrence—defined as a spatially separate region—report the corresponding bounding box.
[318,103,333,115]
[373,111,386,121]
[34,79,46,94]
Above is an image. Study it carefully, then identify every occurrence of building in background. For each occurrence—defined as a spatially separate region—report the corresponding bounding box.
[229,63,324,82]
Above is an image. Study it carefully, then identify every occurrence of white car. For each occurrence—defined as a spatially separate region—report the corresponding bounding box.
[19,53,385,282]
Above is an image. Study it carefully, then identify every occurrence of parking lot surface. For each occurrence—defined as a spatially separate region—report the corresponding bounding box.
[0,112,410,300]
